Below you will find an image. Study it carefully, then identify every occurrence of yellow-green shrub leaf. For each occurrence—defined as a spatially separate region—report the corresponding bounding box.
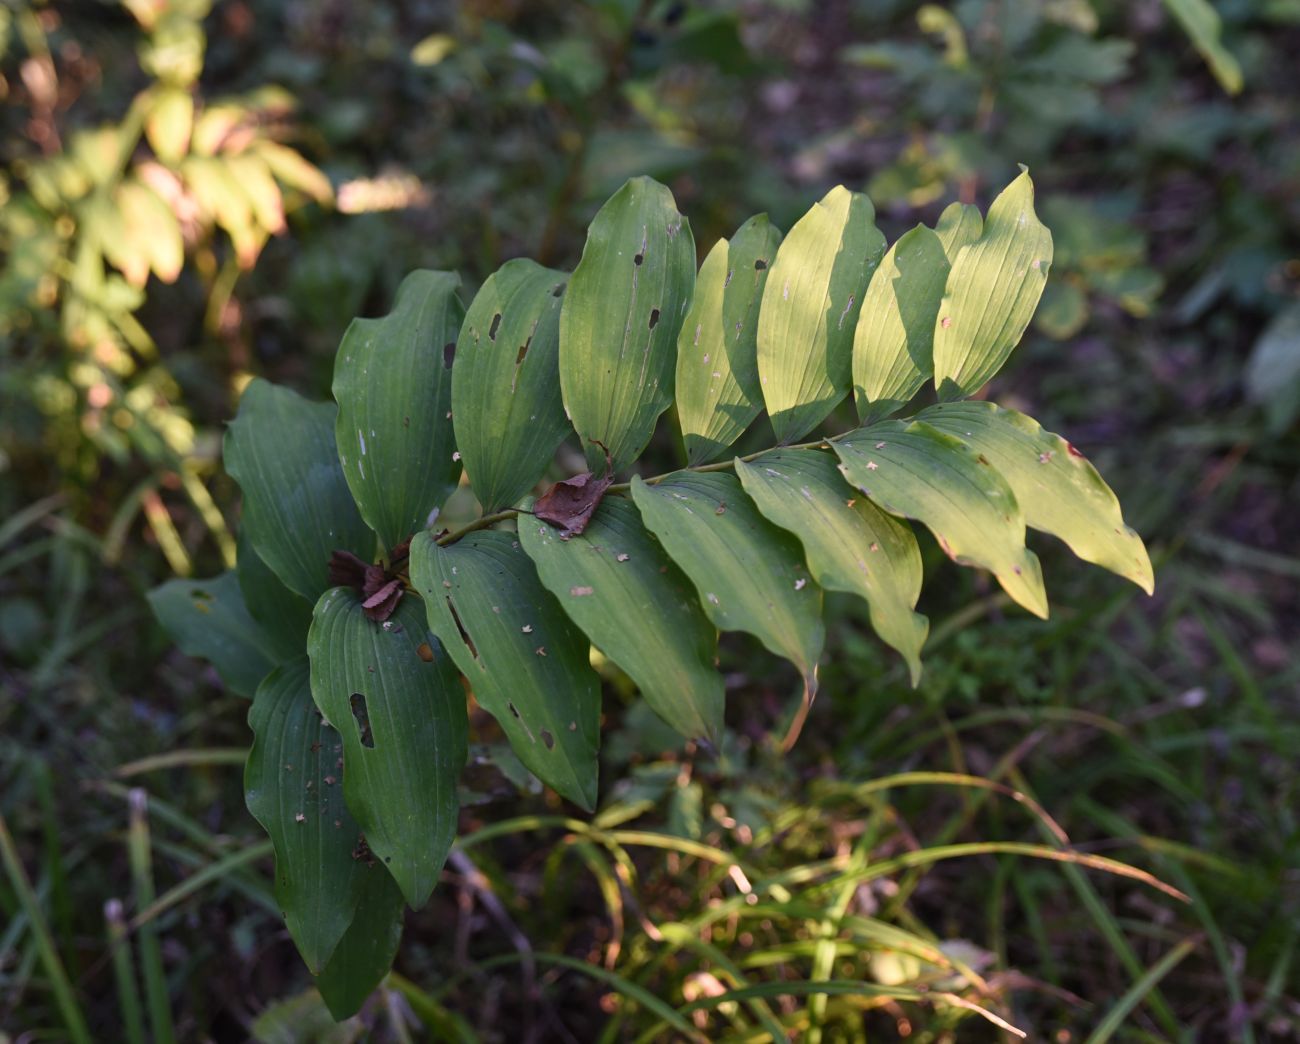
[932,170,1053,398]
[675,214,782,464]
[333,270,463,550]
[920,401,1154,593]
[934,200,982,260]
[735,450,928,684]
[758,186,886,443]
[409,530,600,810]
[452,260,570,511]
[560,176,695,472]
[833,420,1048,618]
[519,496,723,742]
[144,86,193,165]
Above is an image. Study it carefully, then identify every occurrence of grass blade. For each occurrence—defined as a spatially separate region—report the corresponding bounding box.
[1084,936,1200,1044]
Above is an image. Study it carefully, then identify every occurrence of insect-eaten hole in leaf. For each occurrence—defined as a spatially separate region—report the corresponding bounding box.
[488,313,502,341]
[446,597,478,659]
[540,729,555,751]
[416,642,435,662]
[507,702,521,718]
[634,252,644,266]
[349,693,375,749]
[515,337,531,366]
[648,308,660,329]
[754,258,768,271]
[443,342,456,369]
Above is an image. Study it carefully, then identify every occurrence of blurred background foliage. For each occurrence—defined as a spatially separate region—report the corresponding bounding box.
[1,0,1297,1040]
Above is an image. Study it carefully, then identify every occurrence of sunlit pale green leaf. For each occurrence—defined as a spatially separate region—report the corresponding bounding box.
[224,380,373,601]
[237,534,313,662]
[409,531,600,810]
[735,450,928,684]
[675,215,782,464]
[308,591,466,907]
[245,659,372,973]
[921,401,1154,593]
[314,865,405,1021]
[144,85,193,165]
[833,420,1048,618]
[519,496,723,742]
[147,571,279,697]
[116,179,183,285]
[932,170,1053,398]
[452,260,570,511]
[853,224,950,423]
[1161,0,1243,94]
[934,201,983,261]
[560,176,695,472]
[758,186,886,443]
[333,270,463,550]
[631,471,823,695]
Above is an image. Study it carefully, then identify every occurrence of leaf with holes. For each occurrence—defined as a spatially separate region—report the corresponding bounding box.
[833,420,1048,618]
[853,224,951,424]
[675,214,782,464]
[237,534,313,662]
[560,176,695,472]
[308,590,466,907]
[519,496,723,742]
[932,169,1053,398]
[245,658,372,973]
[735,450,928,685]
[452,260,571,512]
[631,471,823,699]
[224,380,373,601]
[409,531,600,810]
[758,186,886,443]
[147,571,280,697]
[314,863,405,1021]
[333,270,463,549]
[920,401,1154,593]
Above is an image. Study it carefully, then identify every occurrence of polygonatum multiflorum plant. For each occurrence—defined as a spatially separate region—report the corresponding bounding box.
[149,169,1153,1018]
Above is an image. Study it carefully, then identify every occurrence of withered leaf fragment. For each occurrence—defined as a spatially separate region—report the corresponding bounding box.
[533,471,613,536]
[328,550,405,622]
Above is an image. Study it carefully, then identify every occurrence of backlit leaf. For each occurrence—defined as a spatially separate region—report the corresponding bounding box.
[1161,0,1243,94]
[934,201,982,261]
[410,531,601,810]
[757,186,886,443]
[735,450,928,684]
[920,401,1154,593]
[932,170,1053,398]
[675,214,782,464]
[333,270,463,550]
[519,496,723,742]
[224,379,373,601]
[308,590,466,907]
[452,260,571,511]
[853,224,950,423]
[833,420,1048,618]
[631,471,823,694]
[560,176,696,472]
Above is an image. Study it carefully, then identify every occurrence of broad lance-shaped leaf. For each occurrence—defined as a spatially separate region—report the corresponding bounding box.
[757,186,885,443]
[853,224,950,423]
[919,401,1154,593]
[832,420,1049,618]
[246,659,374,973]
[676,215,782,464]
[631,472,824,698]
[934,200,983,261]
[308,590,467,907]
[237,533,313,661]
[560,176,695,472]
[519,496,723,742]
[453,260,571,512]
[933,169,1053,398]
[224,380,373,601]
[147,572,280,697]
[334,270,463,549]
[735,450,928,685]
[409,531,600,810]
[314,864,405,1021]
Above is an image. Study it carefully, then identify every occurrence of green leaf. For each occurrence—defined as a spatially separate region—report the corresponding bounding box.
[519,496,723,742]
[314,866,405,1022]
[451,260,571,512]
[237,534,313,662]
[934,201,983,261]
[308,590,466,907]
[932,170,1053,399]
[560,176,696,472]
[631,471,823,695]
[832,420,1048,618]
[853,224,951,423]
[333,270,463,549]
[735,450,928,684]
[408,530,600,810]
[147,572,279,698]
[224,380,373,601]
[1161,0,1243,94]
[757,186,886,443]
[1245,302,1300,434]
[675,215,782,464]
[1034,280,1089,340]
[919,401,1154,594]
[245,659,372,973]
